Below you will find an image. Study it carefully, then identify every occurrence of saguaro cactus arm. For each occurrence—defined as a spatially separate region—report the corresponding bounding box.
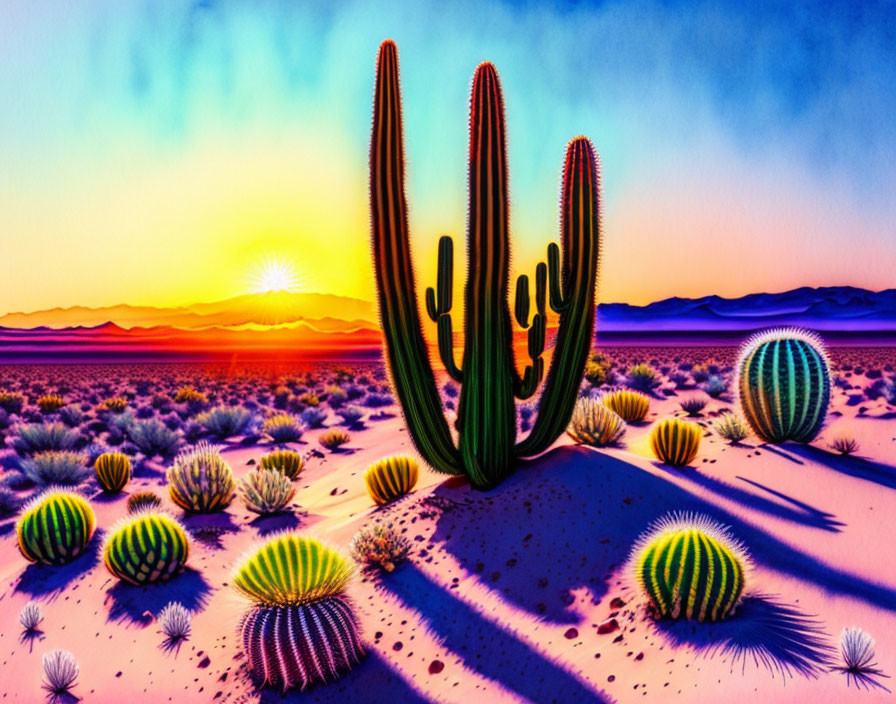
[425,236,464,382]
[516,137,601,457]
[370,40,463,475]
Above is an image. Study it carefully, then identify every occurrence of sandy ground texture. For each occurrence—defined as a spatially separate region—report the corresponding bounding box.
[1,360,895,703]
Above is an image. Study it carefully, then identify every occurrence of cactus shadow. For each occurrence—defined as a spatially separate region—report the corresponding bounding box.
[249,510,304,536]
[377,563,612,703]
[653,465,845,532]
[653,594,835,679]
[430,445,896,626]
[105,567,211,625]
[251,650,430,703]
[15,529,104,600]
[783,443,896,490]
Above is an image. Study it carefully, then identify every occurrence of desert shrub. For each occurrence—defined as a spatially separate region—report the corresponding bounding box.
[882,378,896,405]
[830,435,860,455]
[151,394,171,410]
[297,392,320,407]
[37,394,66,414]
[158,602,192,642]
[21,450,89,486]
[167,441,234,513]
[362,392,393,408]
[337,405,364,425]
[103,511,190,584]
[625,364,660,392]
[98,396,128,413]
[833,627,888,690]
[16,488,96,565]
[630,512,749,622]
[602,389,650,422]
[566,397,626,447]
[0,470,33,490]
[300,406,328,429]
[58,405,85,427]
[669,371,690,388]
[19,601,43,632]
[0,391,25,414]
[319,428,351,451]
[679,394,708,416]
[703,375,728,398]
[129,419,179,458]
[326,386,348,408]
[650,418,702,466]
[0,487,23,517]
[364,456,419,506]
[14,422,78,454]
[583,361,607,387]
[691,364,710,383]
[174,386,207,405]
[233,535,363,691]
[350,522,411,573]
[197,406,253,439]
[126,490,162,514]
[262,414,304,443]
[42,649,79,699]
[94,451,131,493]
[239,468,296,514]
[259,449,304,480]
[714,413,749,443]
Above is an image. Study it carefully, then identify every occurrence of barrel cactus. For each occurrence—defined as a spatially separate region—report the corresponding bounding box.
[239,469,296,515]
[601,389,650,422]
[259,449,303,480]
[650,418,702,466]
[630,512,750,622]
[103,511,190,585]
[167,441,234,513]
[233,534,364,691]
[737,328,831,443]
[566,397,626,447]
[364,455,419,506]
[16,488,96,565]
[370,40,601,489]
[94,451,131,493]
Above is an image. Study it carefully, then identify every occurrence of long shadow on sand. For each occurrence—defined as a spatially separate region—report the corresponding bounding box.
[253,651,431,704]
[105,567,211,625]
[429,446,896,626]
[655,594,835,678]
[653,465,845,532]
[783,443,896,491]
[377,564,610,703]
[15,529,104,601]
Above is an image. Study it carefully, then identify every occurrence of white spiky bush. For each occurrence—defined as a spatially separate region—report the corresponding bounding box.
[42,649,79,698]
[158,602,192,642]
[19,601,43,632]
[834,627,890,691]
[238,469,296,514]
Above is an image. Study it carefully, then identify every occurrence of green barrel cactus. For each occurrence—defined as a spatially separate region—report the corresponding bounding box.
[233,534,364,691]
[16,488,96,565]
[737,328,831,443]
[94,451,131,493]
[631,512,750,622]
[369,39,601,489]
[103,511,190,585]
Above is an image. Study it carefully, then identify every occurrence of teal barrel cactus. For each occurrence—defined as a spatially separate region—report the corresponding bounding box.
[370,39,601,489]
[630,512,750,622]
[737,328,831,443]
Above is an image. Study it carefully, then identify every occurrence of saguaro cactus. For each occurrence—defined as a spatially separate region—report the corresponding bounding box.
[370,39,601,488]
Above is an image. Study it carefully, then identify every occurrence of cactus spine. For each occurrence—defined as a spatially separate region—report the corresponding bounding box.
[370,39,601,488]
[737,328,831,443]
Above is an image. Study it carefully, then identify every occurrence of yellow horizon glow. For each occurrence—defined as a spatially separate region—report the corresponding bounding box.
[249,256,300,294]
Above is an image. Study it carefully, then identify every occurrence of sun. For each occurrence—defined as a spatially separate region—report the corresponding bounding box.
[249,257,300,294]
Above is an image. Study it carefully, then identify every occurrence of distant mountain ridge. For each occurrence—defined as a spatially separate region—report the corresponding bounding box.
[597,286,896,334]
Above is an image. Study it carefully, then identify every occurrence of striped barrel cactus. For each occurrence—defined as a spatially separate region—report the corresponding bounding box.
[259,449,304,480]
[233,534,364,691]
[370,40,601,489]
[16,488,96,565]
[737,328,831,443]
[94,451,131,493]
[166,441,234,513]
[566,397,626,447]
[601,389,650,422]
[631,512,750,622]
[650,418,702,466]
[363,456,419,506]
[103,511,190,585]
